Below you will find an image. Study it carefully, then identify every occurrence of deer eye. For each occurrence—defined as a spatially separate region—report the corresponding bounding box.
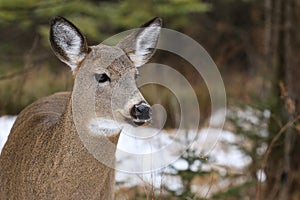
[95,73,111,83]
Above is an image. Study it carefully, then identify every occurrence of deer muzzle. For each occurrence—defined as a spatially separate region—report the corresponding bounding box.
[130,101,152,125]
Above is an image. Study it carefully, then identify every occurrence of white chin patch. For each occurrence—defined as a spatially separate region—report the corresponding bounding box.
[87,118,122,136]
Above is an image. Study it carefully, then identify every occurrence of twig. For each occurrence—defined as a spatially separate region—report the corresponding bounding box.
[159,169,165,200]
[204,174,214,199]
[255,115,300,200]
[136,173,150,199]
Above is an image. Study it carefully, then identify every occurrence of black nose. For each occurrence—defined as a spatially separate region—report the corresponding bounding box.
[130,101,152,122]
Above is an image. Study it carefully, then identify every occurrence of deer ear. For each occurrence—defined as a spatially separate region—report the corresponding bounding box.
[117,17,162,67]
[49,16,89,71]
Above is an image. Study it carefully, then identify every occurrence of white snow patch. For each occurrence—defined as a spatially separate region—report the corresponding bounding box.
[172,158,189,171]
[0,116,17,153]
[256,169,266,182]
[0,107,258,197]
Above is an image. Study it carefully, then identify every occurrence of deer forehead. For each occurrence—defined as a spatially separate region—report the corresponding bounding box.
[85,44,135,74]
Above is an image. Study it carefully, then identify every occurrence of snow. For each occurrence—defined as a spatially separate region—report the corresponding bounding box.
[256,169,266,182]
[0,116,17,153]
[114,127,252,190]
[0,109,256,196]
[199,129,252,169]
[171,158,189,171]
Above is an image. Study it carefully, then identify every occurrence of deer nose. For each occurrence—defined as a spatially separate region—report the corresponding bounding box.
[130,101,152,122]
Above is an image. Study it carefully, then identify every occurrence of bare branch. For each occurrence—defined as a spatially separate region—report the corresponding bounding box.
[255,115,300,200]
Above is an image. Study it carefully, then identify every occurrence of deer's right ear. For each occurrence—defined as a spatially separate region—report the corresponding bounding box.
[117,17,162,68]
[49,16,89,71]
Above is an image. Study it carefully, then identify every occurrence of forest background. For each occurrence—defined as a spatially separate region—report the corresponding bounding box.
[0,0,300,199]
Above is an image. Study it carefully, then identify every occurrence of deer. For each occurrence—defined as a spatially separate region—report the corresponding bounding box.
[0,16,162,199]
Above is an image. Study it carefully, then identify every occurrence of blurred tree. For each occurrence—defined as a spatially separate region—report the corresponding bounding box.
[2,1,299,198]
[162,131,211,199]
[265,0,300,199]
[0,0,210,115]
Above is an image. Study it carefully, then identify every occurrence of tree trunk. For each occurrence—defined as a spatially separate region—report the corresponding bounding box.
[265,0,300,199]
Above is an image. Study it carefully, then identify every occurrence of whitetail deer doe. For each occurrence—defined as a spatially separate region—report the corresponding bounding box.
[0,16,162,199]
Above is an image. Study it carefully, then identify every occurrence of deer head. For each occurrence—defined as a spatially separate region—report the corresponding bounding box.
[49,16,161,138]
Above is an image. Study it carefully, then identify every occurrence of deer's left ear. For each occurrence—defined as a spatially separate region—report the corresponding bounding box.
[49,16,89,71]
[117,17,162,67]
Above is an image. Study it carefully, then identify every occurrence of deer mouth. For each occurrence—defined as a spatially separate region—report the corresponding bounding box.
[133,121,145,126]
[123,117,151,127]
[132,118,152,126]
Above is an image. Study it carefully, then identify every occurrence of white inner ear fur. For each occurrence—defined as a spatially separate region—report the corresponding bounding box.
[129,24,161,67]
[88,118,122,136]
[53,23,86,71]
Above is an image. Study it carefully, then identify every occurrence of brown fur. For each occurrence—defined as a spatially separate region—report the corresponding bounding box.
[0,16,161,199]
[0,92,120,199]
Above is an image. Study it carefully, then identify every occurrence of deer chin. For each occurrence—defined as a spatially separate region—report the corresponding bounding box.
[133,118,152,126]
[123,117,152,127]
[87,118,122,136]
[116,110,151,127]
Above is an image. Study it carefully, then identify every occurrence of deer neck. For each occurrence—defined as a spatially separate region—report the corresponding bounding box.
[59,97,121,159]
[51,97,120,198]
